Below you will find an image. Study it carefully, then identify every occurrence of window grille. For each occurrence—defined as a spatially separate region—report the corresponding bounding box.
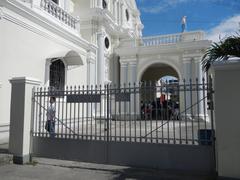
[51,0,59,4]
[50,59,65,91]
[102,0,107,9]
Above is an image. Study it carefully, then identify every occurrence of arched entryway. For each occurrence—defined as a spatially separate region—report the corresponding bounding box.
[140,63,180,101]
[139,63,181,120]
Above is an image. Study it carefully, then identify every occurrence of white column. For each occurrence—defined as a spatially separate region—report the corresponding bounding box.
[129,61,137,84]
[194,56,205,118]
[97,30,105,86]
[120,62,128,85]
[182,57,192,116]
[120,3,123,25]
[9,77,41,164]
[117,2,120,24]
[97,0,101,8]
[129,61,139,117]
[113,0,117,22]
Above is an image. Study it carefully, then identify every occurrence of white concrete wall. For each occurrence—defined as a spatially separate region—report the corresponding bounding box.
[211,61,240,179]
[0,14,88,126]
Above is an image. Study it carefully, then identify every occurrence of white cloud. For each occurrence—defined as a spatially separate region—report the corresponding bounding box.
[206,15,240,42]
[140,0,190,14]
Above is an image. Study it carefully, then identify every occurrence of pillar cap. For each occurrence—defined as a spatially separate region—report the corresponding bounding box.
[9,77,41,85]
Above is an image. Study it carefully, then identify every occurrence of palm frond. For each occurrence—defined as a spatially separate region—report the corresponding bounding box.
[202,34,240,71]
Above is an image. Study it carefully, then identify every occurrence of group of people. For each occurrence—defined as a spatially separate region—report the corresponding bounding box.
[141,99,180,120]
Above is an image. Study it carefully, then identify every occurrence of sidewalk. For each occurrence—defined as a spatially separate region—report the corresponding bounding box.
[0,155,217,180]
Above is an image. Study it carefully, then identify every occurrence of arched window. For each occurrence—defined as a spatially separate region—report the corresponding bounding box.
[102,0,107,9]
[50,59,65,90]
[125,9,129,21]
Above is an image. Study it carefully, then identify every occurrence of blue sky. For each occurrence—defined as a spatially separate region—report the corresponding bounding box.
[136,0,240,41]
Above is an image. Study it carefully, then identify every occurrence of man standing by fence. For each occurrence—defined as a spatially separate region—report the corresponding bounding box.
[45,96,56,137]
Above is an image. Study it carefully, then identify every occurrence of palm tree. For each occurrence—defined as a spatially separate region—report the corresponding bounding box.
[202,35,240,71]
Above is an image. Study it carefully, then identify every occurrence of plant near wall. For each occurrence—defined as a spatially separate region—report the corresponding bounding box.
[202,34,240,71]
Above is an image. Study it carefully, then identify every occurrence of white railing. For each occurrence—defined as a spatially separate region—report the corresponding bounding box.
[142,34,182,46]
[40,0,78,29]
[142,31,204,47]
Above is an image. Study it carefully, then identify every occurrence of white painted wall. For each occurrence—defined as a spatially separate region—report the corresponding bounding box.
[211,61,240,179]
[0,14,88,126]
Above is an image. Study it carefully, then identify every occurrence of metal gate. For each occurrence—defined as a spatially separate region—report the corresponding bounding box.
[31,77,215,173]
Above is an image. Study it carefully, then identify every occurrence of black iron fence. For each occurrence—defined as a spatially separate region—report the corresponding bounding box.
[32,78,214,145]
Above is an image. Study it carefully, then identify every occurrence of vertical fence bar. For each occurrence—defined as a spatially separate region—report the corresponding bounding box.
[99,85,102,141]
[134,83,137,142]
[179,83,182,144]
[78,86,80,139]
[119,84,122,142]
[82,85,84,139]
[39,87,43,137]
[114,84,117,142]
[160,80,164,143]
[73,86,76,139]
[196,78,200,144]
[109,84,112,141]
[150,81,153,143]
[34,88,39,137]
[43,87,47,137]
[144,81,147,143]
[203,78,207,132]
[95,85,98,141]
[190,79,194,145]
[129,83,131,142]
[173,83,176,144]
[106,84,110,142]
[155,82,158,144]
[69,86,72,138]
[57,89,61,138]
[65,86,69,138]
[183,79,188,144]
[124,83,127,142]
[166,80,170,144]
[90,85,93,140]
[139,82,142,143]
[86,85,89,140]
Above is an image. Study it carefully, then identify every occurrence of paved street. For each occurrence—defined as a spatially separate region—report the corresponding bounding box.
[0,156,216,180]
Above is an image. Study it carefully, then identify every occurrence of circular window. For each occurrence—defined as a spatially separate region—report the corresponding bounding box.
[104,37,110,49]
[102,0,107,9]
[125,9,129,21]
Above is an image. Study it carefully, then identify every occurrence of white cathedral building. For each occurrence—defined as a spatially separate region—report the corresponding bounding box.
[0,0,210,141]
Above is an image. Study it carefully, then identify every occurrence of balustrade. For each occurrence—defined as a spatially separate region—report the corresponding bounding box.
[40,0,78,29]
[141,31,204,47]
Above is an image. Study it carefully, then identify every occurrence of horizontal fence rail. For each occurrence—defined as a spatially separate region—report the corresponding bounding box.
[32,78,214,145]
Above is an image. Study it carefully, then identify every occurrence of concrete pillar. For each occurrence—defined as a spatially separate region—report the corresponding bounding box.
[120,3,123,25]
[128,61,139,117]
[194,56,204,118]
[97,0,101,8]
[117,2,120,24]
[129,61,137,84]
[97,30,105,86]
[9,77,41,164]
[120,62,128,85]
[113,0,117,22]
[182,57,192,116]
[211,61,240,179]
